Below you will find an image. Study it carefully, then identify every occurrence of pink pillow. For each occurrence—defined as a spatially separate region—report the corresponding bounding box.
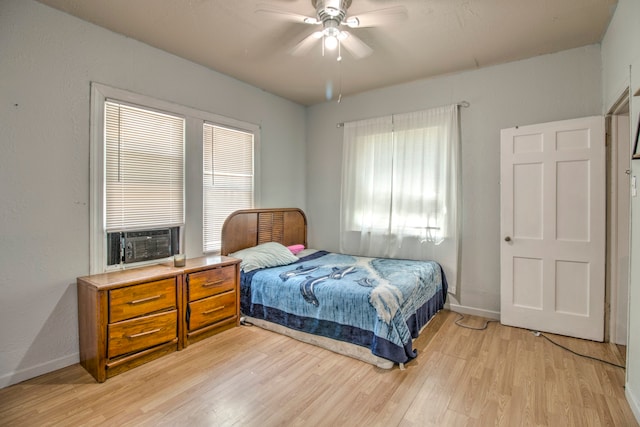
[287,244,305,255]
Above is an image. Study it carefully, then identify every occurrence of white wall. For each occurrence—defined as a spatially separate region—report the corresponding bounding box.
[306,45,602,314]
[1,0,633,399]
[0,0,306,388]
[602,0,640,421]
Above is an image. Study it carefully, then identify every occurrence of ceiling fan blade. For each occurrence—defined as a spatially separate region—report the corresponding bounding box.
[345,6,408,28]
[339,32,373,59]
[255,4,319,25]
[289,31,323,56]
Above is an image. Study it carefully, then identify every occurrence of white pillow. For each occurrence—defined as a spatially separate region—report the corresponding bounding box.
[229,242,299,272]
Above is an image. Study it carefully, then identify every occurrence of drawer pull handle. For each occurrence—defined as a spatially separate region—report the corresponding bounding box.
[128,295,161,305]
[203,306,225,315]
[127,328,161,339]
[202,280,225,288]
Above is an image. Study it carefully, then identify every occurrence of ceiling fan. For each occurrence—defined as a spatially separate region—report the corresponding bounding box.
[256,0,408,60]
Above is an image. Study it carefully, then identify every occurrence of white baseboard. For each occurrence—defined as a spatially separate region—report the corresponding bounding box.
[0,353,79,389]
[446,302,500,320]
[626,383,640,424]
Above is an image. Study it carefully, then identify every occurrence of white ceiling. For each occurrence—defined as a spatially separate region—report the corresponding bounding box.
[36,0,617,106]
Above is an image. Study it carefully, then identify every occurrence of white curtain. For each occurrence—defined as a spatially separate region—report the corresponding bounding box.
[340,104,461,294]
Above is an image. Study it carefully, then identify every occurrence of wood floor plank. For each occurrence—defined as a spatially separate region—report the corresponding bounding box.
[0,310,637,427]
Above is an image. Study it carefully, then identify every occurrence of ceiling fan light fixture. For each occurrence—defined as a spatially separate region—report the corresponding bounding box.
[324,35,339,50]
[324,24,339,36]
[323,23,340,50]
[280,0,376,60]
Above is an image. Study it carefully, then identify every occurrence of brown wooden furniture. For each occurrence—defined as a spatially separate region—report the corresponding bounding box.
[182,256,241,346]
[77,255,240,382]
[220,207,307,255]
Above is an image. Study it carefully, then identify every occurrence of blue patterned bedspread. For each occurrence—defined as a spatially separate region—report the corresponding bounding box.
[240,251,447,364]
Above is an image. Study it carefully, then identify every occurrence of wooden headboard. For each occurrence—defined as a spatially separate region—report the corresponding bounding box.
[220,208,307,255]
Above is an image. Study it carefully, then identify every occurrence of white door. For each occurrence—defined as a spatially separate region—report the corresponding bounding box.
[500,116,605,341]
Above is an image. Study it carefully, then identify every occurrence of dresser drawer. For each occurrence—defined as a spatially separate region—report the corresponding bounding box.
[188,290,236,331]
[109,278,176,323]
[188,266,236,302]
[108,310,177,359]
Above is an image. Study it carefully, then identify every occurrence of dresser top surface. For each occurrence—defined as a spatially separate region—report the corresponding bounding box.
[78,256,240,289]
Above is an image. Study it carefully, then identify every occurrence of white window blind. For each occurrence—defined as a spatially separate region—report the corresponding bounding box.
[203,123,254,252]
[105,101,185,231]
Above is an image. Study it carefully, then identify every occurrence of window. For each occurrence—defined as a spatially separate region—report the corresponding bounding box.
[90,83,260,273]
[344,124,445,238]
[202,123,255,253]
[340,105,460,285]
[105,101,185,231]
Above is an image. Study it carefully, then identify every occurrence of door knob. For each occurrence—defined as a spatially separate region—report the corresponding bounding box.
[504,236,512,242]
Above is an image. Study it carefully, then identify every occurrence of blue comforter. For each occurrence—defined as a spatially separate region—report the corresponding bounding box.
[240,251,447,365]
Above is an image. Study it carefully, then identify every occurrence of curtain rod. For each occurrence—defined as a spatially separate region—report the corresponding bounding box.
[336,101,470,128]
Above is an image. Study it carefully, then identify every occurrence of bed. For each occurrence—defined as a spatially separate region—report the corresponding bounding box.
[220,208,448,369]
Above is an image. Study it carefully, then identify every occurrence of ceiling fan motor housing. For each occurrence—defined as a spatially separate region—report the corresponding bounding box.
[312,0,351,24]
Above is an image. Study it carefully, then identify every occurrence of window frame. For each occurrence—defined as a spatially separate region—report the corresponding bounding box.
[90,83,260,273]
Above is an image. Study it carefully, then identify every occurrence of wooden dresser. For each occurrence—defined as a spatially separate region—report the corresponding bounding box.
[182,257,240,346]
[77,256,240,382]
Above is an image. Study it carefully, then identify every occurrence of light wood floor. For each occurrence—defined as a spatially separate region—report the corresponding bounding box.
[1,310,636,426]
